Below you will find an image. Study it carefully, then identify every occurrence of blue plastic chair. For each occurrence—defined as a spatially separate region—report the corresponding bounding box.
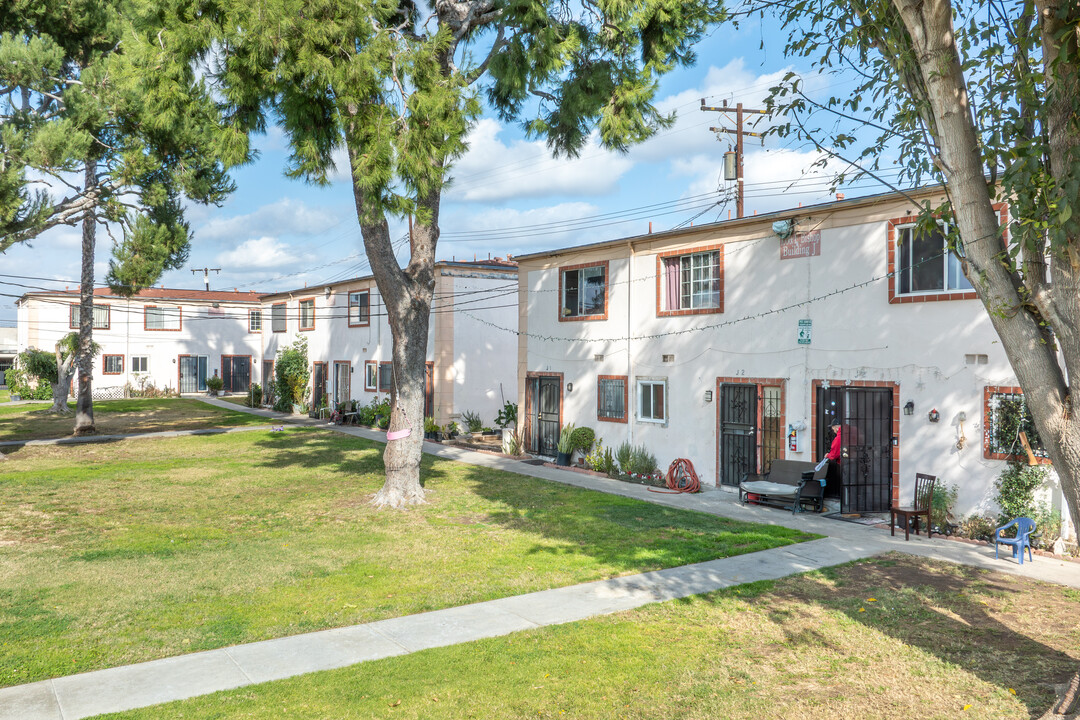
[994,517,1035,564]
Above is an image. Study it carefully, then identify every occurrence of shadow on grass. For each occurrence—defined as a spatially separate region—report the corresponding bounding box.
[753,556,1078,718]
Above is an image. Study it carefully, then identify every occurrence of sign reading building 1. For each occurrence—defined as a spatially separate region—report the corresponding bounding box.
[798,318,812,345]
[780,230,821,260]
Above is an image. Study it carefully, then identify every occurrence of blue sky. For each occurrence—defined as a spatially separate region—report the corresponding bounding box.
[1,13,898,327]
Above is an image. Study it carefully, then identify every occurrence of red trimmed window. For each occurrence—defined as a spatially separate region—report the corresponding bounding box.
[895,223,971,296]
[597,375,628,423]
[349,291,370,327]
[559,262,608,321]
[984,386,1049,462]
[299,299,315,331]
[657,245,724,316]
[145,305,181,331]
[103,355,124,374]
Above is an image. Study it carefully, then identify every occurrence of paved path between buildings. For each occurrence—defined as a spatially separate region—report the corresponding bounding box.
[0,424,274,450]
[4,398,1079,719]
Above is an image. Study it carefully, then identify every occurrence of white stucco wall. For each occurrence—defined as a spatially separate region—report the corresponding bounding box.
[16,293,262,393]
[519,198,1068,533]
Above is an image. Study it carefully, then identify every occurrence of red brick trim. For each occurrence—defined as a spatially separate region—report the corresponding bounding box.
[524,371,564,453]
[271,302,287,333]
[714,377,786,487]
[558,261,609,322]
[655,243,725,317]
[811,379,901,503]
[363,360,378,392]
[102,354,124,375]
[597,374,629,423]
[298,297,316,331]
[347,290,371,328]
[887,203,1008,304]
[69,303,111,330]
[982,385,1052,464]
[144,305,182,331]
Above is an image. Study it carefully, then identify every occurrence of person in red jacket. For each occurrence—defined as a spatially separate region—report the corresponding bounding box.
[827,423,843,462]
[824,423,843,498]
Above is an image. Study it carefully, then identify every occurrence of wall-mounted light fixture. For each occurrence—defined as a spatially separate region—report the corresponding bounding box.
[566,382,573,393]
[704,390,713,403]
[928,408,940,423]
[904,401,914,416]
[324,286,333,298]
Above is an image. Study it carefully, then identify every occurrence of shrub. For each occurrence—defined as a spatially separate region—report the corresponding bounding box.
[627,445,658,475]
[585,439,617,476]
[615,442,633,471]
[247,383,262,408]
[557,423,576,454]
[957,514,997,542]
[445,421,459,436]
[1032,502,1063,548]
[930,481,959,528]
[461,410,483,433]
[205,375,224,394]
[570,426,595,454]
[424,416,439,434]
[994,461,1048,525]
[273,337,310,412]
[495,401,517,429]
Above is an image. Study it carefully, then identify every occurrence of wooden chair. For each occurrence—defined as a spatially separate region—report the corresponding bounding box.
[891,473,936,541]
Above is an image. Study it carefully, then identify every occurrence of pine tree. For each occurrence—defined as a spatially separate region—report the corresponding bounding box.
[0,0,248,433]
[196,0,724,507]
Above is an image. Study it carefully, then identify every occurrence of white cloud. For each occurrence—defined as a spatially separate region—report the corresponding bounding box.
[215,236,312,272]
[437,202,605,258]
[444,120,634,203]
[194,198,340,243]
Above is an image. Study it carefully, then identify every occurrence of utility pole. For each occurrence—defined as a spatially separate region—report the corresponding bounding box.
[700,99,767,219]
[191,267,221,291]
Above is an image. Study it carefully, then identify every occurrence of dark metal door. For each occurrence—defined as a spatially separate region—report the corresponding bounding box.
[526,376,561,455]
[222,357,250,393]
[719,383,758,486]
[262,360,274,405]
[312,363,327,410]
[818,386,893,512]
[179,356,207,394]
[424,363,434,418]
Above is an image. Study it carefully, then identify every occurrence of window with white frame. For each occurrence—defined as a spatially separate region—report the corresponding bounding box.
[364,361,377,391]
[145,305,181,330]
[271,303,286,332]
[661,249,721,312]
[597,375,628,422]
[636,379,666,423]
[249,310,262,332]
[897,224,972,295]
[299,299,315,330]
[349,291,370,326]
[131,356,149,373]
[560,264,607,319]
[70,304,110,329]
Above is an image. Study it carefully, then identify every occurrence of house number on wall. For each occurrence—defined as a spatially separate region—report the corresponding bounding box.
[798,318,812,345]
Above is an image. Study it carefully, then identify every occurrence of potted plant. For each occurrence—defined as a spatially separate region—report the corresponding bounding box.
[556,423,575,466]
[496,400,518,449]
[461,410,483,436]
[424,416,440,440]
[570,426,595,465]
[205,375,224,396]
[446,421,460,439]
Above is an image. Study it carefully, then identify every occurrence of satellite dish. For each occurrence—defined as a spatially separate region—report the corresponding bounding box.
[772,219,794,239]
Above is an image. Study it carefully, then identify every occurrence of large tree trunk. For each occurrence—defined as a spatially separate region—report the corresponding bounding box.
[48,347,75,415]
[73,159,97,435]
[347,151,440,508]
[894,0,1080,711]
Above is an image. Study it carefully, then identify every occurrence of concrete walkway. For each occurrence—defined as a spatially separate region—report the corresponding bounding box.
[3,398,1079,719]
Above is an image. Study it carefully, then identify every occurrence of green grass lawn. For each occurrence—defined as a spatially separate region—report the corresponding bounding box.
[99,555,1080,720]
[0,428,815,687]
[0,388,10,403]
[0,397,267,442]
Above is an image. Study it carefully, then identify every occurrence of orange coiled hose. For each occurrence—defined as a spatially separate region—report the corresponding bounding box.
[648,457,700,494]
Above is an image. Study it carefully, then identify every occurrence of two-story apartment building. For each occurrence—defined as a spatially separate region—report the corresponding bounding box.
[16,287,264,394]
[515,186,1070,531]
[258,259,518,426]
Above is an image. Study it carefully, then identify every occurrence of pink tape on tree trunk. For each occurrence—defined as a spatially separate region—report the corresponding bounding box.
[386,428,412,441]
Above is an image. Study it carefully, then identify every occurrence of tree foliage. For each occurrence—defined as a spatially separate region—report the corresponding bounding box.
[0,0,248,291]
[274,337,310,413]
[188,0,724,505]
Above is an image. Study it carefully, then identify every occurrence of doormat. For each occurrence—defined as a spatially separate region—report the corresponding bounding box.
[823,512,891,526]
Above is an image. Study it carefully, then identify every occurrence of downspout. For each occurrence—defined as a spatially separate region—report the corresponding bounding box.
[626,240,634,447]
